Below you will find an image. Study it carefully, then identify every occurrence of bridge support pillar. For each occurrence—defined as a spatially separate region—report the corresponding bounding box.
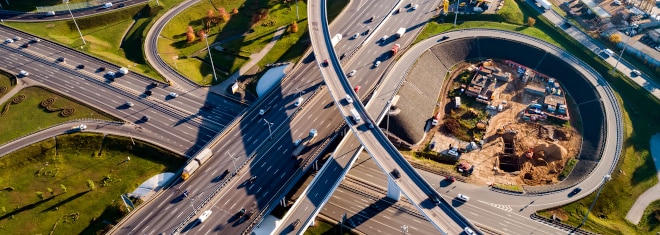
[386,176,401,201]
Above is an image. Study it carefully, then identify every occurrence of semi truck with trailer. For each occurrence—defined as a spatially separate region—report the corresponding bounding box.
[395,27,406,39]
[391,44,400,56]
[181,148,213,180]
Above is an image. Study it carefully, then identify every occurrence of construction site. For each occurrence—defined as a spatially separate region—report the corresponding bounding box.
[429,59,583,187]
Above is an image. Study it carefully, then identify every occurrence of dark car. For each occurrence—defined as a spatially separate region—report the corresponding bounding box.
[340,53,346,60]
[292,219,301,228]
[445,176,456,182]
[98,66,106,72]
[440,36,449,41]
[77,64,85,69]
[57,57,65,62]
[238,208,246,216]
[568,187,582,197]
[144,90,153,96]
[118,3,125,7]
[21,43,29,48]
[141,115,150,121]
[391,169,401,179]
[428,194,440,205]
[322,59,329,67]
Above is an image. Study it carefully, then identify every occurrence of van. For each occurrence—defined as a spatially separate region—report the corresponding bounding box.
[103,2,113,9]
[454,97,461,109]
[497,104,503,112]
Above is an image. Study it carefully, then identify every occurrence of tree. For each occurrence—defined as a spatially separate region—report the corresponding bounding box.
[205,9,216,29]
[198,30,207,41]
[218,8,230,23]
[186,26,196,43]
[609,33,622,44]
[289,21,299,33]
[47,187,54,196]
[527,17,536,27]
[36,191,44,200]
[87,180,96,191]
[232,8,239,14]
[60,184,67,193]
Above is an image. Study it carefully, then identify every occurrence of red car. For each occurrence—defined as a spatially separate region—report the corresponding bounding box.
[445,176,455,182]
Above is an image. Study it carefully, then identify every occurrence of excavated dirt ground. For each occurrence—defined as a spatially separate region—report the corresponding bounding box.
[426,60,582,187]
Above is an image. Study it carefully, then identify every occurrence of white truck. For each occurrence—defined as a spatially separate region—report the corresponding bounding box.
[331,34,343,47]
[395,27,406,39]
[350,108,362,123]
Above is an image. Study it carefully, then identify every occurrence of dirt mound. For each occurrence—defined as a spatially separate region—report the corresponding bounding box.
[532,142,568,162]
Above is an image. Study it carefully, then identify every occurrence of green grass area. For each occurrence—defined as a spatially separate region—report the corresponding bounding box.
[0,71,16,100]
[497,0,525,24]
[493,183,524,192]
[0,87,116,145]
[5,4,167,81]
[158,0,309,85]
[558,158,577,180]
[417,0,660,233]
[304,219,354,235]
[0,133,185,234]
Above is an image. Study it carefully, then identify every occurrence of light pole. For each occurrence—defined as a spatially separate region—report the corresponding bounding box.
[610,28,633,75]
[204,34,218,83]
[64,0,86,45]
[295,87,303,97]
[580,174,611,227]
[453,0,460,26]
[263,119,273,140]
[295,0,299,20]
[386,100,391,133]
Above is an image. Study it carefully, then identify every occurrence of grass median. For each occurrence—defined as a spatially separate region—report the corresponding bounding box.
[417,0,660,233]
[0,86,116,145]
[0,71,16,100]
[0,133,185,234]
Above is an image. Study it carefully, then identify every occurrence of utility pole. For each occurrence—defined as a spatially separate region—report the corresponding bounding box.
[580,175,611,227]
[204,34,218,83]
[64,0,86,45]
[610,28,633,75]
[228,152,238,174]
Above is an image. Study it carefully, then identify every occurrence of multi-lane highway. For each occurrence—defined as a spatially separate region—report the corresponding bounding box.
[0,0,148,22]
[0,25,244,157]
[308,0,478,234]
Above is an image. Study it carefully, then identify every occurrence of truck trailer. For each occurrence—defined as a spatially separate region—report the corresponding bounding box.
[396,27,406,38]
[181,148,213,180]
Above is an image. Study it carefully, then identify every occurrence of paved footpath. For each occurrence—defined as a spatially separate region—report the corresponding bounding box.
[626,133,660,224]
[0,77,30,105]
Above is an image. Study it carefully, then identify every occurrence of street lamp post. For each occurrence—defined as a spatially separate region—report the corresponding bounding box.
[580,174,611,227]
[295,87,303,97]
[453,0,460,26]
[610,29,633,75]
[264,119,273,140]
[64,0,86,45]
[228,152,238,174]
[204,34,218,83]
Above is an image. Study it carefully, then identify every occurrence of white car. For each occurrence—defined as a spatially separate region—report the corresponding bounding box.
[374,61,381,68]
[464,227,475,235]
[13,36,21,41]
[5,38,13,44]
[631,70,641,76]
[381,35,389,42]
[412,4,418,10]
[106,71,116,77]
[125,101,134,107]
[294,97,304,106]
[169,92,179,98]
[347,70,356,77]
[457,194,470,202]
[345,95,354,104]
[293,139,302,146]
[76,124,87,131]
[352,33,359,39]
[198,210,212,223]
[19,70,29,76]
